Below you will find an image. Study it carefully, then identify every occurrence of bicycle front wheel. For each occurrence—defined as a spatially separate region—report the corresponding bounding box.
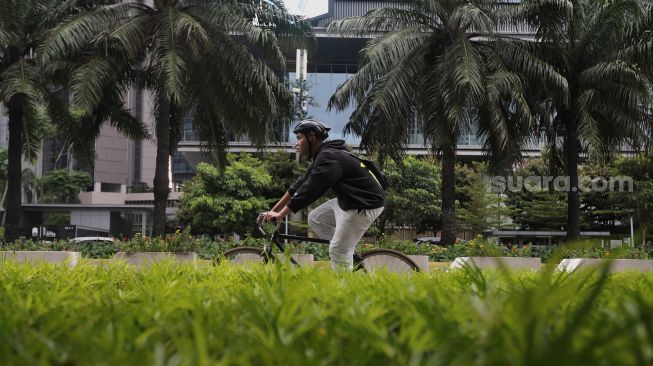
[221,247,268,264]
[358,249,421,273]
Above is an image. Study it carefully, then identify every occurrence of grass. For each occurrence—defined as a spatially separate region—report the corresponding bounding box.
[1,261,653,365]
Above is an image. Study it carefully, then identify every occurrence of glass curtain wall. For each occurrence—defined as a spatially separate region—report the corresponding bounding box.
[176,61,488,148]
[289,63,358,144]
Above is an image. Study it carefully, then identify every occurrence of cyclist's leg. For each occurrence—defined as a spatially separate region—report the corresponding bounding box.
[307,198,337,240]
[330,206,384,271]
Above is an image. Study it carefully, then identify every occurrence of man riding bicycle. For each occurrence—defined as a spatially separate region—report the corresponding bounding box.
[258,119,385,270]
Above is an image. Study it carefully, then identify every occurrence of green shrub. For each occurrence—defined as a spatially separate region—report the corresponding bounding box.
[3,232,652,263]
[1,263,653,365]
[68,242,118,259]
[2,239,69,252]
[118,228,202,253]
[447,236,508,258]
[360,236,437,256]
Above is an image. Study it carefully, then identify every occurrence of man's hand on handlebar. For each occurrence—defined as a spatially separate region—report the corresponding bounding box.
[257,211,283,224]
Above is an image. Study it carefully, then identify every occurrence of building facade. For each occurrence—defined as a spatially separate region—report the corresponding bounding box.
[6,0,635,238]
[173,0,545,182]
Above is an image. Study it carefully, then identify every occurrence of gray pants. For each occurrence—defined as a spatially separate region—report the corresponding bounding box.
[307,198,384,270]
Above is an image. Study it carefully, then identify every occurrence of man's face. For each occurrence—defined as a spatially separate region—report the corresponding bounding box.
[295,132,312,158]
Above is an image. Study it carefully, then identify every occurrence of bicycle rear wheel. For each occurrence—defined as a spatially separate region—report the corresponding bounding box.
[358,249,421,273]
[221,247,268,264]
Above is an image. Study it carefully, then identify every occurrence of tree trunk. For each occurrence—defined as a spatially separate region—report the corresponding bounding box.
[152,92,171,236]
[565,118,581,241]
[642,227,647,247]
[4,95,25,243]
[376,152,386,238]
[441,145,456,245]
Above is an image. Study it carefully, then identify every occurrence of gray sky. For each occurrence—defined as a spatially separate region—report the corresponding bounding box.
[283,0,329,17]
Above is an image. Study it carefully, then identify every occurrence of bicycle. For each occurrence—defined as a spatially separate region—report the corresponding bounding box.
[221,219,421,273]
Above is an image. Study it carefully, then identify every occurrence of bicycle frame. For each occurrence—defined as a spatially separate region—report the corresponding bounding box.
[248,220,419,272]
[254,223,365,267]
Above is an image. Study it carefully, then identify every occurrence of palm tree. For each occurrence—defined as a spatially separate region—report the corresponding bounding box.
[0,0,52,242]
[41,0,311,235]
[327,0,555,245]
[512,0,653,239]
[0,0,146,243]
[628,1,653,90]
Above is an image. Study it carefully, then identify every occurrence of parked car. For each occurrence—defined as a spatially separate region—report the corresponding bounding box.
[69,237,117,245]
[413,236,442,245]
[413,236,463,246]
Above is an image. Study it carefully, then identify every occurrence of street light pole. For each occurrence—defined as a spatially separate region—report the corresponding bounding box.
[630,215,635,247]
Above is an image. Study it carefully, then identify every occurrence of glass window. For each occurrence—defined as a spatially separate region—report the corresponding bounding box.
[181,109,198,142]
[289,68,359,144]
[172,151,193,174]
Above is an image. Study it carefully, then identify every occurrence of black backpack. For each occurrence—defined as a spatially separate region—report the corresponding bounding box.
[345,152,389,191]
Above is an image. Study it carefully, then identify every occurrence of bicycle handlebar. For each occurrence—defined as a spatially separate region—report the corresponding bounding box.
[254,213,282,238]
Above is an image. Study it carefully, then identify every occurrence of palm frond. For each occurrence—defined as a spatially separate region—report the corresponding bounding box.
[70,53,125,114]
[194,6,287,67]
[0,29,18,50]
[42,90,97,164]
[104,12,151,60]
[22,102,55,163]
[478,69,533,164]
[579,61,650,101]
[494,39,568,104]
[344,93,414,164]
[0,59,43,103]
[328,7,434,36]
[38,2,134,64]
[340,44,430,163]
[95,88,148,141]
[448,38,487,105]
[329,27,430,111]
[191,103,229,168]
[622,2,653,68]
[413,0,448,18]
[577,0,643,59]
[150,8,190,105]
[173,11,211,57]
[575,94,604,157]
[359,43,427,131]
[183,33,293,152]
[448,2,496,34]
[510,0,573,43]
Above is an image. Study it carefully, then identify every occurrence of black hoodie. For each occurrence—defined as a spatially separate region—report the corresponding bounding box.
[287,140,385,213]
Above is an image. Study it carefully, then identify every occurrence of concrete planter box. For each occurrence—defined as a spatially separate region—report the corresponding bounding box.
[1,251,81,267]
[273,254,314,266]
[407,255,430,272]
[557,258,653,273]
[450,256,542,270]
[114,252,198,266]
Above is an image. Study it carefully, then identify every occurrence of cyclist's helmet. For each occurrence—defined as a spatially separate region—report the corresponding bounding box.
[293,119,330,140]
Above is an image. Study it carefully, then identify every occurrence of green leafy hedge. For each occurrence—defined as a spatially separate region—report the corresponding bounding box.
[2,232,651,262]
[1,262,652,365]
